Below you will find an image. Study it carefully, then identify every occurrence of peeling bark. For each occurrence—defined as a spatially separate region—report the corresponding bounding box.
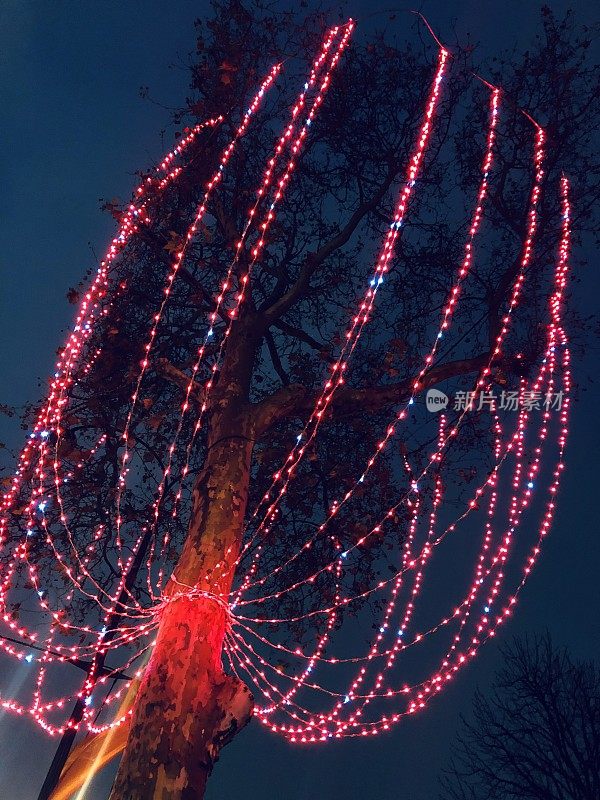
[110,595,253,800]
[110,320,259,800]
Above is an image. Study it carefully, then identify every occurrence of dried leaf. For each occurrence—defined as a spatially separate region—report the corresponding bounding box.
[164,231,184,254]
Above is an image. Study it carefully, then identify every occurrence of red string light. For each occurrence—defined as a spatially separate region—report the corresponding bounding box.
[0,19,573,746]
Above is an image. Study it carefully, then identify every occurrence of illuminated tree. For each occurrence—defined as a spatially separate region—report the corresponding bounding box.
[0,3,597,800]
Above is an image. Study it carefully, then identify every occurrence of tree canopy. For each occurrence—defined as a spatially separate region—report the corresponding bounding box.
[0,3,597,792]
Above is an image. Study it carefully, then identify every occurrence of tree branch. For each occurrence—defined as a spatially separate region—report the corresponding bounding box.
[156,358,205,404]
[177,266,219,313]
[261,165,398,325]
[264,330,289,386]
[253,352,491,435]
[272,319,328,353]
[136,227,223,316]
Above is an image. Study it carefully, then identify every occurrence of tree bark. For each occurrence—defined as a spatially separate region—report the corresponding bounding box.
[110,320,259,800]
[109,594,252,800]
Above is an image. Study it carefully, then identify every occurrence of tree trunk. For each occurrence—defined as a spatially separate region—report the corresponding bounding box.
[109,594,252,799]
[110,322,259,799]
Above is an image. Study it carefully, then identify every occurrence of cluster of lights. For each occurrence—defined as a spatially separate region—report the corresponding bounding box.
[148,21,355,592]
[225,171,571,741]
[234,83,500,602]
[0,23,357,735]
[0,18,573,746]
[0,59,283,731]
[232,121,546,617]
[0,115,224,603]
[241,48,450,560]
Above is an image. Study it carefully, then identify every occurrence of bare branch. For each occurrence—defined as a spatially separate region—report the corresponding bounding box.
[272,319,328,353]
[155,358,204,404]
[253,383,306,435]
[177,266,219,312]
[211,190,240,247]
[264,330,290,386]
[261,165,398,324]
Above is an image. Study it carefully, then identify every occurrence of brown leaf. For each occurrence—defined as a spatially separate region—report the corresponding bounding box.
[163,231,184,254]
[147,414,165,431]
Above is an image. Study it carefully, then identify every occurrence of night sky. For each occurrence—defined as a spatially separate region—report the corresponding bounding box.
[1,2,598,798]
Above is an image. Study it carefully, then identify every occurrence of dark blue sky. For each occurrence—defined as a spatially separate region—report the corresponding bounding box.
[0,2,598,798]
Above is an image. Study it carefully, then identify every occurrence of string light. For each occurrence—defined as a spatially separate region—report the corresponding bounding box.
[0,19,573,747]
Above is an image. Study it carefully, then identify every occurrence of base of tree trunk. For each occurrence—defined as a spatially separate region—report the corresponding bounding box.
[109,596,253,800]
